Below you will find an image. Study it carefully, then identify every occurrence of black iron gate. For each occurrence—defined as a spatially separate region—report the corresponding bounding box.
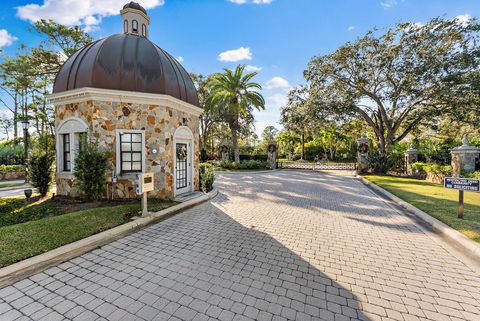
[278,162,356,171]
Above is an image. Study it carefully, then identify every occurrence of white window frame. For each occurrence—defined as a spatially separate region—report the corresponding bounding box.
[173,126,194,196]
[56,117,88,175]
[115,129,146,175]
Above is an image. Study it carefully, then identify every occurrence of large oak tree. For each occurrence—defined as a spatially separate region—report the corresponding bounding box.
[305,17,480,154]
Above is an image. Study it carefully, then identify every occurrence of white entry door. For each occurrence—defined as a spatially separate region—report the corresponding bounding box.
[175,140,192,195]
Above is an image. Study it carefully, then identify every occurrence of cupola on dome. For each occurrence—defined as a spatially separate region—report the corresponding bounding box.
[123,1,147,14]
[52,2,200,107]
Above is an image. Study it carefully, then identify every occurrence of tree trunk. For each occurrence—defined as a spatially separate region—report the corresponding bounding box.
[13,91,18,145]
[300,133,305,160]
[230,125,240,163]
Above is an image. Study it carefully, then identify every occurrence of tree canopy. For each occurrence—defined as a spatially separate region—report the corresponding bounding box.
[304,17,480,154]
[207,65,265,162]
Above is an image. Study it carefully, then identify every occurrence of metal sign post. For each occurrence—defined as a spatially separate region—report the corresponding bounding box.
[458,190,464,219]
[136,173,154,217]
[444,177,479,219]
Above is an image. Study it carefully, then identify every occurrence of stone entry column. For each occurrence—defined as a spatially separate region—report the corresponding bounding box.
[451,137,480,177]
[267,140,278,170]
[404,147,418,175]
[356,135,370,174]
[219,141,230,162]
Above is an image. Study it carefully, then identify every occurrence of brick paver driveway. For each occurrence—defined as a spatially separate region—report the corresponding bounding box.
[1,170,479,321]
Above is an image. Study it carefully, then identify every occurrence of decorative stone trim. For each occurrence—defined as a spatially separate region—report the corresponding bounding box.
[46,87,203,117]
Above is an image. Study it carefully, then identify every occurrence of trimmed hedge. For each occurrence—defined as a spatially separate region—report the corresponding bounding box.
[218,160,268,170]
[0,165,26,174]
[410,162,451,175]
[464,171,480,179]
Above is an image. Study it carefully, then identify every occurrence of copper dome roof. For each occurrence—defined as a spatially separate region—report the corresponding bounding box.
[53,34,200,107]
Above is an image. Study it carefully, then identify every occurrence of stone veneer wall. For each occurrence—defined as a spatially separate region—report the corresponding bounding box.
[55,100,200,200]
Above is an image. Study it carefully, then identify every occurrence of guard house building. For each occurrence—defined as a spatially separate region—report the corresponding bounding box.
[48,2,202,199]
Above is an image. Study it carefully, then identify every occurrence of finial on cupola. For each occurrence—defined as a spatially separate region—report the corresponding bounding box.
[120,2,150,38]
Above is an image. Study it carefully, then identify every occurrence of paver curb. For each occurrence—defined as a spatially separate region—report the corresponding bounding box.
[0,188,218,289]
[359,176,480,262]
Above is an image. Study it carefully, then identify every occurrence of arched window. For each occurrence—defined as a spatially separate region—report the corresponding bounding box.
[142,24,146,37]
[57,117,88,173]
[132,20,138,33]
[124,20,128,33]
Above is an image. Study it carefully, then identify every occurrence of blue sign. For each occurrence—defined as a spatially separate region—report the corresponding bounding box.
[444,177,480,192]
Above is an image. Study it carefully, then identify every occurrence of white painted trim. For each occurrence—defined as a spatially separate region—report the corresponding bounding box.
[173,126,194,197]
[57,117,88,134]
[47,87,203,117]
[173,125,194,140]
[55,117,88,174]
[115,129,146,176]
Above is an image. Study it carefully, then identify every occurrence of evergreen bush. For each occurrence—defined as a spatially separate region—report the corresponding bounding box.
[200,163,215,192]
[367,153,399,174]
[28,152,54,196]
[74,140,109,201]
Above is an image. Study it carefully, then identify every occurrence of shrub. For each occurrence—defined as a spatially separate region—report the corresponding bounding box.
[0,164,26,173]
[239,154,268,161]
[28,152,54,196]
[74,140,109,201]
[424,164,451,175]
[367,153,399,174]
[238,160,267,170]
[410,162,451,175]
[410,162,427,172]
[217,160,267,170]
[464,171,480,179]
[200,163,215,192]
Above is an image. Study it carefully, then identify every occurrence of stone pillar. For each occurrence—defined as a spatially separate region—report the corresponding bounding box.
[356,135,370,174]
[219,141,230,162]
[267,140,278,170]
[451,137,480,177]
[404,147,418,175]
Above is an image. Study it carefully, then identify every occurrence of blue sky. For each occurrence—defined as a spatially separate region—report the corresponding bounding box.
[0,0,479,138]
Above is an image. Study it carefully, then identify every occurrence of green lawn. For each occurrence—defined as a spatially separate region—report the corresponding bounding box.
[365,175,480,243]
[0,199,177,268]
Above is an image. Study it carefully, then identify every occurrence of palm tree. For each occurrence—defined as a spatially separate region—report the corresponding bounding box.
[207,65,265,163]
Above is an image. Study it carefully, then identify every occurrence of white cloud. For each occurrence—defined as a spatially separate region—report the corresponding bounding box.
[218,47,252,62]
[267,93,287,108]
[245,65,262,72]
[455,14,472,26]
[229,0,273,4]
[347,26,355,31]
[381,0,397,9]
[16,0,165,29]
[252,92,286,136]
[176,56,184,63]
[0,29,17,48]
[266,77,290,90]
